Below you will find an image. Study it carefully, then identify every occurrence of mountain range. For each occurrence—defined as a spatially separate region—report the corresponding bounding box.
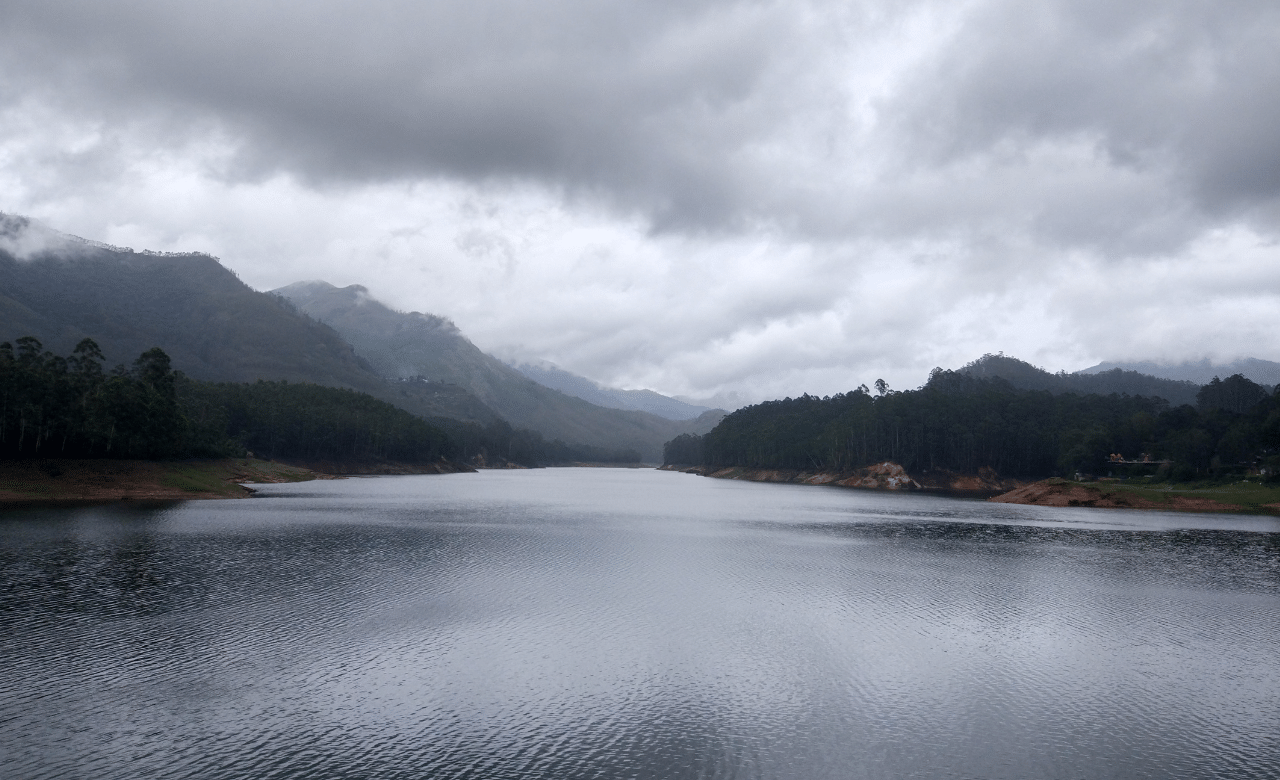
[1079,358,1280,388]
[5,213,1276,461]
[272,281,723,458]
[0,214,720,461]
[507,361,711,420]
[958,354,1205,406]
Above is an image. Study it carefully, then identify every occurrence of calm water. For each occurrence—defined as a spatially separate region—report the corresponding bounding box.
[1,469,1278,779]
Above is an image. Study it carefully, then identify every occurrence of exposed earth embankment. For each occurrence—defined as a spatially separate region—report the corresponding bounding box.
[664,462,1280,513]
[989,478,1280,513]
[663,461,1022,495]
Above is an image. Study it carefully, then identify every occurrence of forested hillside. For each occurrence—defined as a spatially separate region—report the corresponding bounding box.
[0,215,495,423]
[0,215,670,459]
[274,280,723,460]
[0,338,638,467]
[668,369,1280,481]
[0,336,453,463]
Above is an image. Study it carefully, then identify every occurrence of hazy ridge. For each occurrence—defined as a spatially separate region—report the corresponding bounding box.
[0,215,720,460]
[273,281,723,460]
[959,354,1203,406]
[508,360,711,421]
[1079,358,1280,388]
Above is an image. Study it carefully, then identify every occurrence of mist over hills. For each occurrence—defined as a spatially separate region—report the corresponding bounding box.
[1080,358,1280,388]
[9,212,1278,467]
[273,280,723,460]
[0,215,508,426]
[508,361,711,421]
[0,214,721,461]
[958,354,1203,407]
[0,216,377,387]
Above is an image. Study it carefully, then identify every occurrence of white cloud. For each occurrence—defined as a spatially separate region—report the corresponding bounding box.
[2,0,1279,403]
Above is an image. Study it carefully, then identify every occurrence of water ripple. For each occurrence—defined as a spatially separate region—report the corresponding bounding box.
[1,469,1277,779]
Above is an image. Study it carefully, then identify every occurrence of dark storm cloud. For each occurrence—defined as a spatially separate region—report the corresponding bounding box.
[0,0,798,228]
[3,0,1277,248]
[888,0,1280,244]
[3,0,1280,398]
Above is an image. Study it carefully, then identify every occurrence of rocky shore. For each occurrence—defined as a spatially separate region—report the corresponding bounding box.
[662,461,1023,496]
[662,463,1280,514]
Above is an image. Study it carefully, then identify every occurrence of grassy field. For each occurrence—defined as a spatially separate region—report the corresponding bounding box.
[160,459,321,495]
[0,458,321,503]
[1088,477,1280,512]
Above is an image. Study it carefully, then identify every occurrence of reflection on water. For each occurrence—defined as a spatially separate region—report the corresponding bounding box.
[1,469,1277,779]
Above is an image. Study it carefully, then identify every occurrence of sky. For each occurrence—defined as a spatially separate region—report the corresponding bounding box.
[2,0,1278,406]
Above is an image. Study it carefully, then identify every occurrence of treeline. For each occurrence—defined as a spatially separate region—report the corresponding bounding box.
[178,379,452,463]
[429,416,642,467]
[0,337,186,458]
[1,338,639,467]
[665,369,1280,481]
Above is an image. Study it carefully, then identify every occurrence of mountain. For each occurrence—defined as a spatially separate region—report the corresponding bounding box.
[0,214,495,423]
[957,353,1202,406]
[273,281,724,461]
[1079,358,1280,389]
[508,361,711,421]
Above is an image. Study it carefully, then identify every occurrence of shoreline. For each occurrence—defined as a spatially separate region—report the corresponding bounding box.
[662,463,1280,514]
[0,458,327,504]
[988,477,1280,514]
[0,457,472,505]
[662,462,1022,497]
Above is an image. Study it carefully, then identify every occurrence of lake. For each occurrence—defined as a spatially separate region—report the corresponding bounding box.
[1,468,1277,779]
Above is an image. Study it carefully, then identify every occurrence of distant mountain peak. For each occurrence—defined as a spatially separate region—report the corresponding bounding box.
[954,352,1202,405]
[507,359,714,421]
[275,281,720,458]
[1078,358,1280,388]
[273,280,459,334]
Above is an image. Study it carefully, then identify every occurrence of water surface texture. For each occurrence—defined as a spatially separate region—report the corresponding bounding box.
[2,469,1278,779]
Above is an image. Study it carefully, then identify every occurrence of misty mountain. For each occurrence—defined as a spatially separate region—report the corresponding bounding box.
[508,361,711,421]
[273,281,723,461]
[957,354,1202,406]
[1079,358,1280,389]
[0,214,496,423]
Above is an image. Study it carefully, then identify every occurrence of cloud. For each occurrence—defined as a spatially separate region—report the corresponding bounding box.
[1,0,1278,401]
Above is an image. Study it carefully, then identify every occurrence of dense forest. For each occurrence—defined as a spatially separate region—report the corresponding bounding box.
[666,369,1280,481]
[0,338,639,466]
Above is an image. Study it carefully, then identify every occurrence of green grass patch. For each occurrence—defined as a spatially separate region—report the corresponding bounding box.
[227,458,319,483]
[2,480,54,496]
[157,458,318,495]
[1090,478,1280,512]
[159,463,243,495]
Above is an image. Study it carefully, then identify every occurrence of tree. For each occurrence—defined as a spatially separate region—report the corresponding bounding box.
[1197,374,1268,415]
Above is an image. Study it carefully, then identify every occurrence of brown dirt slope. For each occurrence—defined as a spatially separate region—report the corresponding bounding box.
[989,478,1271,512]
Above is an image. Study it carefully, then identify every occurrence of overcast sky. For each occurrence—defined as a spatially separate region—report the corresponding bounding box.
[2,0,1278,405]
